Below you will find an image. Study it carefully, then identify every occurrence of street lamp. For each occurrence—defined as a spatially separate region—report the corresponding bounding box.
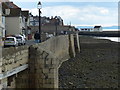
[37,1,42,42]
[55,18,59,36]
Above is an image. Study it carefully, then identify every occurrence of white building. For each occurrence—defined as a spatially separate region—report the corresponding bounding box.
[80,28,94,31]
[79,26,94,32]
[79,26,102,32]
[0,2,5,38]
[94,26,102,31]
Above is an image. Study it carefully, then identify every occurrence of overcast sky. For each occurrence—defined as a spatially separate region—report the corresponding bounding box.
[11,0,119,27]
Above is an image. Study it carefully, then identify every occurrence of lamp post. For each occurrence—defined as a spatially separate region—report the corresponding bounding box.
[55,18,59,36]
[37,1,42,42]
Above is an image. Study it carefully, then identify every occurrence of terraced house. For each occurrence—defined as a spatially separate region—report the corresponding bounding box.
[0,2,3,37]
[0,2,6,46]
[2,1,29,36]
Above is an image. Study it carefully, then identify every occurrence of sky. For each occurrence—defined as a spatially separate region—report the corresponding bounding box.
[10,0,119,27]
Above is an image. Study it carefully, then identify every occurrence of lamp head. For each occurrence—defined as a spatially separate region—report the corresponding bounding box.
[37,1,42,9]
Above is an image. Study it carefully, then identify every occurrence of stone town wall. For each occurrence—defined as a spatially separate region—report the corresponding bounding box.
[28,34,77,88]
[0,34,80,89]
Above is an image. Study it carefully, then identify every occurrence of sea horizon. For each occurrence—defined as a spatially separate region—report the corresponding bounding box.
[102,29,119,31]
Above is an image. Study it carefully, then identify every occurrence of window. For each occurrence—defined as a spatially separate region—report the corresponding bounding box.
[5,38,14,41]
[2,17,5,25]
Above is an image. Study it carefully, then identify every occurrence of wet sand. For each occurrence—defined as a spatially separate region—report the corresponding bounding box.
[59,36,119,88]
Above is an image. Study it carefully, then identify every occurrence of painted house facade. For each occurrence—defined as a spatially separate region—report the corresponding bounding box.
[21,10,30,35]
[2,2,27,36]
[0,2,3,37]
[0,2,5,38]
[79,26,102,32]
[79,26,94,32]
[29,15,75,35]
[80,28,94,31]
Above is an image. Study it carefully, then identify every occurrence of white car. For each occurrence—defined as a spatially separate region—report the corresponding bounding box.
[20,34,27,40]
[15,35,26,45]
[4,37,18,47]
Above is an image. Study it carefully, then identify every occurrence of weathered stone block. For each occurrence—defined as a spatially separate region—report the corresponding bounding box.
[15,57,21,62]
[48,74,55,79]
[43,78,53,84]
[0,61,2,66]
[42,69,49,73]
[36,59,44,65]
[49,68,56,73]
[15,52,21,56]
[42,84,55,88]
[45,58,52,65]
[0,66,3,73]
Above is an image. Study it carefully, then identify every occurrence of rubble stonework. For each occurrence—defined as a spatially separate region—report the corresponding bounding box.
[0,46,29,89]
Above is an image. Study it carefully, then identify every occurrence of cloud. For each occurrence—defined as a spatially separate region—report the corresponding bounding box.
[76,6,117,26]
[42,6,80,19]
[100,9,109,14]
[11,0,119,2]
[22,4,118,27]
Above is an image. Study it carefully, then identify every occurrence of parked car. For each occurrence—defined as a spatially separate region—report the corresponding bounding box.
[15,35,26,45]
[15,36,23,45]
[4,37,18,47]
[20,34,27,40]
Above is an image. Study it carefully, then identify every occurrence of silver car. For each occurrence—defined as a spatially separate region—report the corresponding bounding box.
[15,35,26,45]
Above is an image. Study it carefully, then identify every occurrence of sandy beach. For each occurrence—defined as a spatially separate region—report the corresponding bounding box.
[59,36,119,88]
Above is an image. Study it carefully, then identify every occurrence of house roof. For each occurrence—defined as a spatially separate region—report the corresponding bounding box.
[94,26,102,28]
[7,8,21,17]
[2,2,21,17]
[21,11,29,17]
[3,2,20,8]
[0,0,9,2]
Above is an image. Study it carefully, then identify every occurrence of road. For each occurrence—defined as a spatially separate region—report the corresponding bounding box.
[2,39,36,49]
[26,39,35,46]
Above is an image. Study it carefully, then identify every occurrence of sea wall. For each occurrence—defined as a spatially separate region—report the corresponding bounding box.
[0,34,80,88]
[28,34,79,88]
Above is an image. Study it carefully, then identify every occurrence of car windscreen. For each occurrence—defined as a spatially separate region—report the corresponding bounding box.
[5,38,14,41]
[16,36,22,39]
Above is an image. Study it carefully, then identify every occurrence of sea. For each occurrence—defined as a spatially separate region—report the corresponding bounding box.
[95,37,120,42]
[95,29,120,42]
